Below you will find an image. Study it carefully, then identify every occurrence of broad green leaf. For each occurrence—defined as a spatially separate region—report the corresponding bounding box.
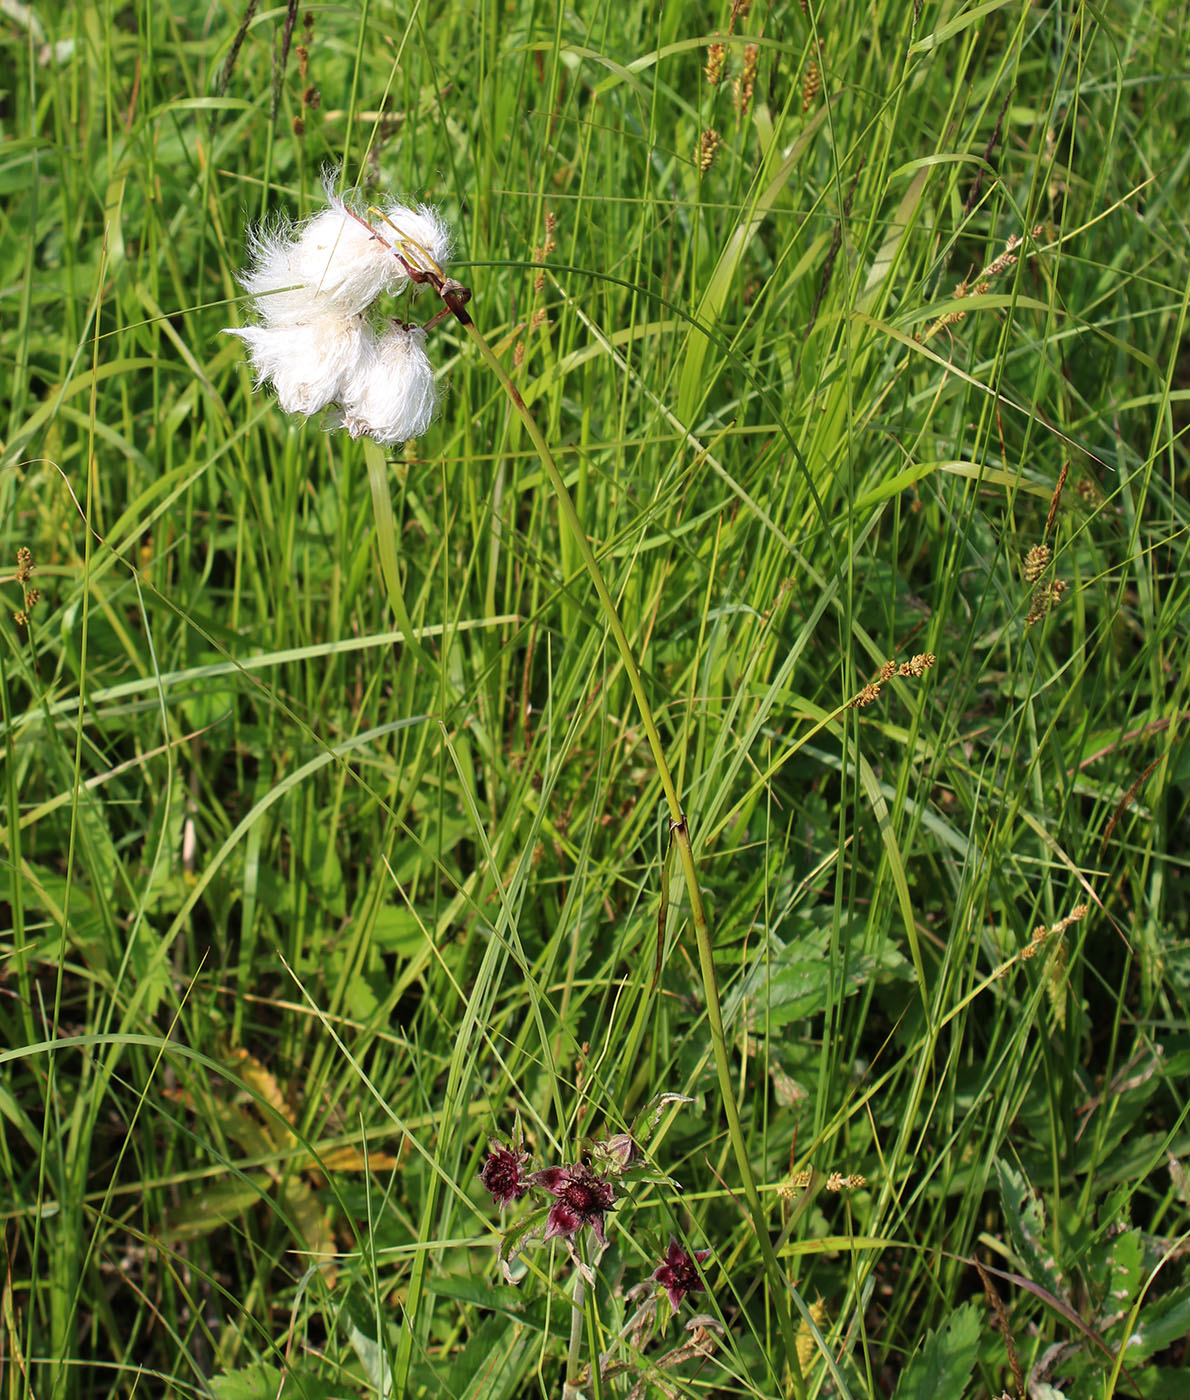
[1095,1229,1144,1328]
[889,1300,981,1400]
[1126,1285,1190,1362]
[994,1159,1070,1303]
[347,1318,394,1399]
[444,1312,537,1400]
[161,1176,270,1242]
[209,1357,341,1400]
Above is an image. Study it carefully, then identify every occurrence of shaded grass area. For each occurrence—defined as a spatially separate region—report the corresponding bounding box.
[1,0,1188,1396]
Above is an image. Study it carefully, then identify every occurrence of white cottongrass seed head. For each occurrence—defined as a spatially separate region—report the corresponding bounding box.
[225,313,372,416]
[328,322,439,446]
[224,172,453,444]
[238,177,453,323]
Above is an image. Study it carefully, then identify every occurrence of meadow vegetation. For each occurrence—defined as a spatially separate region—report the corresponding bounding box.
[1,0,1188,1396]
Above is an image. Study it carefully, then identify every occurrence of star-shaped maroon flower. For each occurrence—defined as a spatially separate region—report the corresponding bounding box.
[651,1238,710,1313]
[530,1164,616,1247]
[479,1142,531,1208]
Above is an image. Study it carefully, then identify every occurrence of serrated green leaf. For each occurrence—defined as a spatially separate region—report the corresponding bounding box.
[1127,1284,1190,1361]
[161,1175,270,1242]
[426,1275,528,1312]
[994,1159,1070,1302]
[1096,1229,1143,1327]
[370,903,432,957]
[1120,1364,1190,1399]
[210,1361,336,1400]
[499,1205,549,1263]
[426,1274,552,1331]
[343,970,382,1019]
[889,1299,981,1400]
[208,1362,284,1400]
[735,923,913,1029]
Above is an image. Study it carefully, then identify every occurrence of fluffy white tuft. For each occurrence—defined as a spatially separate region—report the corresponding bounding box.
[224,314,373,416]
[327,322,439,445]
[238,210,399,323]
[237,178,452,324]
[234,224,300,324]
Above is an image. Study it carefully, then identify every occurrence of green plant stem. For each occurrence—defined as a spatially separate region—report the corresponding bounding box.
[362,436,437,672]
[566,1269,585,1394]
[460,319,804,1393]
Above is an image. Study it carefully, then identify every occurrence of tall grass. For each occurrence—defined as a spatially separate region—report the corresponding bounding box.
[2,0,1188,1396]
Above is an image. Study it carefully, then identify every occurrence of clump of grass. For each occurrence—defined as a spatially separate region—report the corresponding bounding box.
[1,1,1188,1397]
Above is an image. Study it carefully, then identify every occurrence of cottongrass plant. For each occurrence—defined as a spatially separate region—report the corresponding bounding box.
[225,173,452,442]
[225,164,803,1396]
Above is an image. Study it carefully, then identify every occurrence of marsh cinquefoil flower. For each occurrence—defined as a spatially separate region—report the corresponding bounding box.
[479,1142,531,1209]
[651,1238,710,1313]
[224,173,451,445]
[530,1164,617,1248]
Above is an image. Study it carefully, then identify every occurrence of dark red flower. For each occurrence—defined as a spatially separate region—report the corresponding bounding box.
[530,1164,616,1247]
[651,1238,710,1313]
[480,1142,530,1208]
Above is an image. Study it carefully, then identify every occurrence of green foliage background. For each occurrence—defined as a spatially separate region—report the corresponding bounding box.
[1,0,1188,1396]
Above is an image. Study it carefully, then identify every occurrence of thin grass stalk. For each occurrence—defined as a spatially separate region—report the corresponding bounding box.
[363,436,437,673]
[459,319,804,1392]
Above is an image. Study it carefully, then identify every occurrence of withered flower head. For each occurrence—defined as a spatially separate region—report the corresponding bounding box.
[480,1142,531,1208]
[589,1132,639,1175]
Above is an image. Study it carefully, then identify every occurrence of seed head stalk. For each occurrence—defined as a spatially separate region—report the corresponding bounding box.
[456,311,804,1394]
